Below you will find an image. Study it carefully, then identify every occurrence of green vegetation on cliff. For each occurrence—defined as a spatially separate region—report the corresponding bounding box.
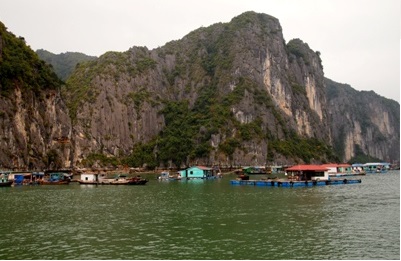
[36,49,97,81]
[0,22,61,95]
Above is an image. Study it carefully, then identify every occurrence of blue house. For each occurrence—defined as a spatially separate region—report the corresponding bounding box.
[179,166,219,179]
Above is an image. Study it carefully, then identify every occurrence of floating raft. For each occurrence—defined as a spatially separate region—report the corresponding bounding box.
[230,178,361,187]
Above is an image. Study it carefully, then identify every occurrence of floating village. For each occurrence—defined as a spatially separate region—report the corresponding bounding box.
[0,162,395,188]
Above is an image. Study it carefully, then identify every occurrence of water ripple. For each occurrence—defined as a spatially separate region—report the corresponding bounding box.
[0,172,399,259]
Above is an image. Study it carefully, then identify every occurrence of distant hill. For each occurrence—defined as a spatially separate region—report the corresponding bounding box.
[36,49,97,81]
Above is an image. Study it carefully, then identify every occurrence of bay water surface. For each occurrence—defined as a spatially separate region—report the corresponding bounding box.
[0,171,399,259]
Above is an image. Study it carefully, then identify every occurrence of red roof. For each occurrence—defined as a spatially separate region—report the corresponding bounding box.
[286,165,329,172]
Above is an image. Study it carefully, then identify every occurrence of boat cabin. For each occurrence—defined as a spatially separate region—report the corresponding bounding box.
[363,162,390,173]
[285,165,330,181]
[179,166,217,179]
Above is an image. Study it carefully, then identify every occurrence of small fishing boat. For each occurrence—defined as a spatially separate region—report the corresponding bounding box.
[101,175,148,185]
[127,176,149,185]
[39,172,70,185]
[157,171,182,181]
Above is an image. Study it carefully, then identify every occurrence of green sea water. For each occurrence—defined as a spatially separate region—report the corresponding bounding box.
[0,171,399,259]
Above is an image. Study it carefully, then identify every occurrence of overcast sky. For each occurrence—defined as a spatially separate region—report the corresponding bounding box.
[1,0,400,102]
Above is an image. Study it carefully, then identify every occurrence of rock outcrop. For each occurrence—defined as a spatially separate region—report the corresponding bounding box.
[0,22,71,169]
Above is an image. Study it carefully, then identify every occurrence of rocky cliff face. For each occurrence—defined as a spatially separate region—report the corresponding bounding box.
[0,22,72,169]
[0,87,72,169]
[0,12,399,170]
[326,78,399,162]
[64,12,335,167]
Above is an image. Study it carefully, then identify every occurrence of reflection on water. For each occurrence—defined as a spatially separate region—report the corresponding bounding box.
[0,172,399,259]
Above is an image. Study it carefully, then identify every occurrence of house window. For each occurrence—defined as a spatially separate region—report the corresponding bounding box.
[314,172,325,177]
[85,177,88,181]
[190,171,193,174]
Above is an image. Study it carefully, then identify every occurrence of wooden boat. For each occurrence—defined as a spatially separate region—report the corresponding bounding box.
[39,179,70,185]
[39,172,70,185]
[100,175,148,185]
[127,176,149,185]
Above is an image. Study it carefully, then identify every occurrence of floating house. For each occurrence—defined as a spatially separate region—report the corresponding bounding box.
[321,163,354,177]
[178,166,220,179]
[231,164,361,187]
[6,171,43,185]
[8,172,30,185]
[286,164,330,181]
[79,172,107,184]
[363,162,390,173]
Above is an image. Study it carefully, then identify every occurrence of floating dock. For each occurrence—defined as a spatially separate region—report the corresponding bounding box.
[230,178,361,187]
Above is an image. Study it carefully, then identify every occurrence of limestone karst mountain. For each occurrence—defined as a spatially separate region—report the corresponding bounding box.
[0,11,399,169]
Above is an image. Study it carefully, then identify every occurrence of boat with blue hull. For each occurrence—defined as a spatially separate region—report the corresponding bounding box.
[231,178,361,187]
[231,164,362,187]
